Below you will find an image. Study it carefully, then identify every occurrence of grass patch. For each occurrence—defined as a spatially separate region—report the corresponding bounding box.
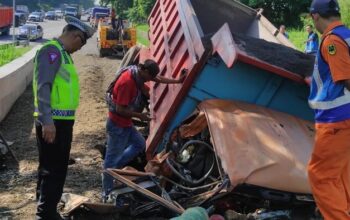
[137,34,150,46]
[136,24,149,32]
[288,29,307,52]
[0,44,32,67]
[340,0,350,27]
[136,23,150,46]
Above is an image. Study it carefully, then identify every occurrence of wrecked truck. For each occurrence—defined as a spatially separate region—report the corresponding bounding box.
[101,0,319,219]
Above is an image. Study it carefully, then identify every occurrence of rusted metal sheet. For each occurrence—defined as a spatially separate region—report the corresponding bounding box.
[145,151,172,175]
[112,168,156,177]
[211,24,237,69]
[61,193,119,215]
[178,111,207,138]
[106,168,185,214]
[198,99,315,194]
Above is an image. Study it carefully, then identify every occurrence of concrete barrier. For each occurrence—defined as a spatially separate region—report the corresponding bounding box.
[0,45,41,123]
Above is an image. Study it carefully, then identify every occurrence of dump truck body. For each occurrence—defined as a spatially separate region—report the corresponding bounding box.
[102,0,320,217]
[141,0,314,157]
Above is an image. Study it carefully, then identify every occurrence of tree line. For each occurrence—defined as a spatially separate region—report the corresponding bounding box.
[99,0,156,23]
[100,0,311,26]
[103,0,349,27]
[2,0,348,28]
[240,0,350,28]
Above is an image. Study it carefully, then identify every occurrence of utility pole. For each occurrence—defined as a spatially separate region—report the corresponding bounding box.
[12,0,15,43]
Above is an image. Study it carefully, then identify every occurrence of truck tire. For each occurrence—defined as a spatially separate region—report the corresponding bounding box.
[15,17,19,27]
[119,45,141,69]
[1,28,10,36]
[99,49,105,57]
[99,48,110,57]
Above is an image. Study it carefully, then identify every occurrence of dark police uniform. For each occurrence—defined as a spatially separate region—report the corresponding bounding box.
[33,16,94,220]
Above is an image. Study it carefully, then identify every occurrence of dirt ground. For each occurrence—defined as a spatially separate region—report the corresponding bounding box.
[0,52,120,219]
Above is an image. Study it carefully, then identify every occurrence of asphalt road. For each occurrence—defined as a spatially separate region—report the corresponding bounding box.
[0,19,63,45]
[0,16,98,56]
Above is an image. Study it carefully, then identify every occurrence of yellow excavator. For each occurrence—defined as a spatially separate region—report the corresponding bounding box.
[97,15,137,57]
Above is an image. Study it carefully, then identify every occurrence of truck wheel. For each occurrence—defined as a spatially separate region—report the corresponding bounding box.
[99,49,108,57]
[99,49,104,57]
[119,45,141,69]
[1,28,10,36]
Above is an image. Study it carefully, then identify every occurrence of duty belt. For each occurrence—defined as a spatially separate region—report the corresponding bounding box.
[51,110,75,117]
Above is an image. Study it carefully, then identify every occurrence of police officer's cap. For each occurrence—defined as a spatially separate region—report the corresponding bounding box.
[310,0,340,14]
[65,15,95,39]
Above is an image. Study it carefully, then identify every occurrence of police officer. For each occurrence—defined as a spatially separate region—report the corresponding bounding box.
[308,0,350,219]
[33,16,94,220]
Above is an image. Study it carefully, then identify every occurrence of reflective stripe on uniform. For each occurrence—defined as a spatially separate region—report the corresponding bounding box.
[312,63,323,101]
[345,38,350,46]
[309,36,350,110]
[309,88,350,109]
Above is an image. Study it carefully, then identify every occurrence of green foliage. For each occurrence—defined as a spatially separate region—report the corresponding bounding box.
[136,24,149,32]
[240,0,310,28]
[339,0,350,27]
[113,0,133,18]
[127,0,156,23]
[0,44,32,67]
[127,0,145,23]
[288,29,307,52]
[136,23,149,46]
[101,0,155,22]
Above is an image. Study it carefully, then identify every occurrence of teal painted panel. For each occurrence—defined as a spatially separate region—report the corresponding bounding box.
[192,57,272,103]
[157,56,314,152]
[189,58,313,121]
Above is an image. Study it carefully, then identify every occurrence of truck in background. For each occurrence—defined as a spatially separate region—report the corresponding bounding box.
[89,7,110,25]
[15,12,26,27]
[97,17,136,57]
[64,5,82,19]
[15,5,29,20]
[0,6,13,36]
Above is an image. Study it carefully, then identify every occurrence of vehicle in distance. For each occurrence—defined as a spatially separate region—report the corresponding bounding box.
[17,23,43,41]
[15,12,26,27]
[28,12,44,22]
[55,10,64,19]
[45,11,57,20]
[16,5,29,19]
[64,6,81,19]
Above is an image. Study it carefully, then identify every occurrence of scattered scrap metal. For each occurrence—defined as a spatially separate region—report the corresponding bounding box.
[0,131,17,170]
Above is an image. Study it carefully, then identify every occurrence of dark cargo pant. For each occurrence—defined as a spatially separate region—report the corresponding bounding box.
[35,120,74,220]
